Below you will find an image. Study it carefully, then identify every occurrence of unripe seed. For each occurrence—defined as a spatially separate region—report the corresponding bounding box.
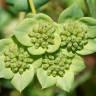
[52,71,57,77]
[61,42,67,47]
[5,62,10,68]
[58,71,64,77]
[26,64,30,69]
[19,68,24,74]
[47,70,52,76]
[48,55,54,60]
[73,42,78,48]
[43,64,49,70]
[48,60,54,65]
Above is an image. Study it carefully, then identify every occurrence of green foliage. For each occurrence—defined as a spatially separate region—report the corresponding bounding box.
[6,0,49,13]
[87,0,96,18]
[0,3,96,93]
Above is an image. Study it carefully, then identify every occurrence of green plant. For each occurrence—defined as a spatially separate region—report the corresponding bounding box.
[0,3,96,93]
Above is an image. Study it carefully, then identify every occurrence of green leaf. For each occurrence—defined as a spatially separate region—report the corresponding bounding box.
[77,39,96,55]
[31,13,53,22]
[79,17,96,26]
[56,70,74,92]
[14,18,35,46]
[37,68,56,88]
[14,13,53,47]
[70,55,85,73]
[86,0,96,18]
[28,46,46,55]
[87,26,96,39]
[0,38,13,54]
[26,13,53,22]
[26,13,36,18]
[47,33,61,53]
[11,65,34,92]
[58,3,84,23]
[79,17,96,39]
[0,56,14,79]
[32,58,42,70]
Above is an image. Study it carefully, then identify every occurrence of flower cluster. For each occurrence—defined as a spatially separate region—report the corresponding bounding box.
[0,4,96,92]
[28,22,55,49]
[4,45,33,74]
[60,20,88,52]
[41,49,75,77]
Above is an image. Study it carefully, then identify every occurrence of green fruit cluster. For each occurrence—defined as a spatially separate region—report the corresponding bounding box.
[60,20,88,52]
[41,49,75,77]
[4,45,33,74]
[28,22,55,49]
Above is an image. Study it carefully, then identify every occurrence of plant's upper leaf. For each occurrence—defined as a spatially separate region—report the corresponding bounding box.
[14,18,35,46]
[77,39,96,55]
[46,33,61,53]
[28,46,46,55]
[37,68,56,89]
[87,26,96,39]
[56,70,74,92]
[30,13,53,22]
[70,55,85,73]
[0,38,13,54]
[79,17,96,39]
[79,17,96,26]
[11,65,34,92]
[0,56,14,79]
[32,58,42,70]
[86,0,96,18]
[0,38,15,79]
[58,3,84,23]
[14,13,54,47]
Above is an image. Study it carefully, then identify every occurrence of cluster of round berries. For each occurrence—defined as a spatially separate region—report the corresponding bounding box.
[60,20,88,52]
[4,45,33,74]
[41,49,75,77]
[28,22,55,49]
[3,19,88,77]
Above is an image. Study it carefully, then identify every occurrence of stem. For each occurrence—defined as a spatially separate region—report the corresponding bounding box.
[28,0,36,14]
[18,12,26,22]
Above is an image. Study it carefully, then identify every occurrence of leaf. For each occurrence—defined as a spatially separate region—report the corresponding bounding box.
[14,18,35,46]
[37,68,56,88]
[34,0,49,9]
[86,0,96,18]
[28,46,46,55]
[87,26,96,39]
[0,56,14,79]
[70,55,85,73]
[47,33,61,53]
[77,39,96,55]
[26,13,53,22]
[14,13,53,47]
[32,58,42,70]
[79,17,96,26]
[56,70,74,92]
[11,65,34,92]
[58,3,84,23]
[0,38,13,54]
[31,13,53,22]
[26,13,36,18]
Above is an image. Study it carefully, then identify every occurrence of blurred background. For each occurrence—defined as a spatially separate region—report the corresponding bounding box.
[0,0,96,96]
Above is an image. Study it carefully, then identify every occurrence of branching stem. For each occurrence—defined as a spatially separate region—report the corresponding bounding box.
[28,0,36,14]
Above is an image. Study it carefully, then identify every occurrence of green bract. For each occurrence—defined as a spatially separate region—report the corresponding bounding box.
[1,3,96,93]
[0,37,41,92]
[58,3,96,55]
[37,49,85,92]
[14,13,61,55]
